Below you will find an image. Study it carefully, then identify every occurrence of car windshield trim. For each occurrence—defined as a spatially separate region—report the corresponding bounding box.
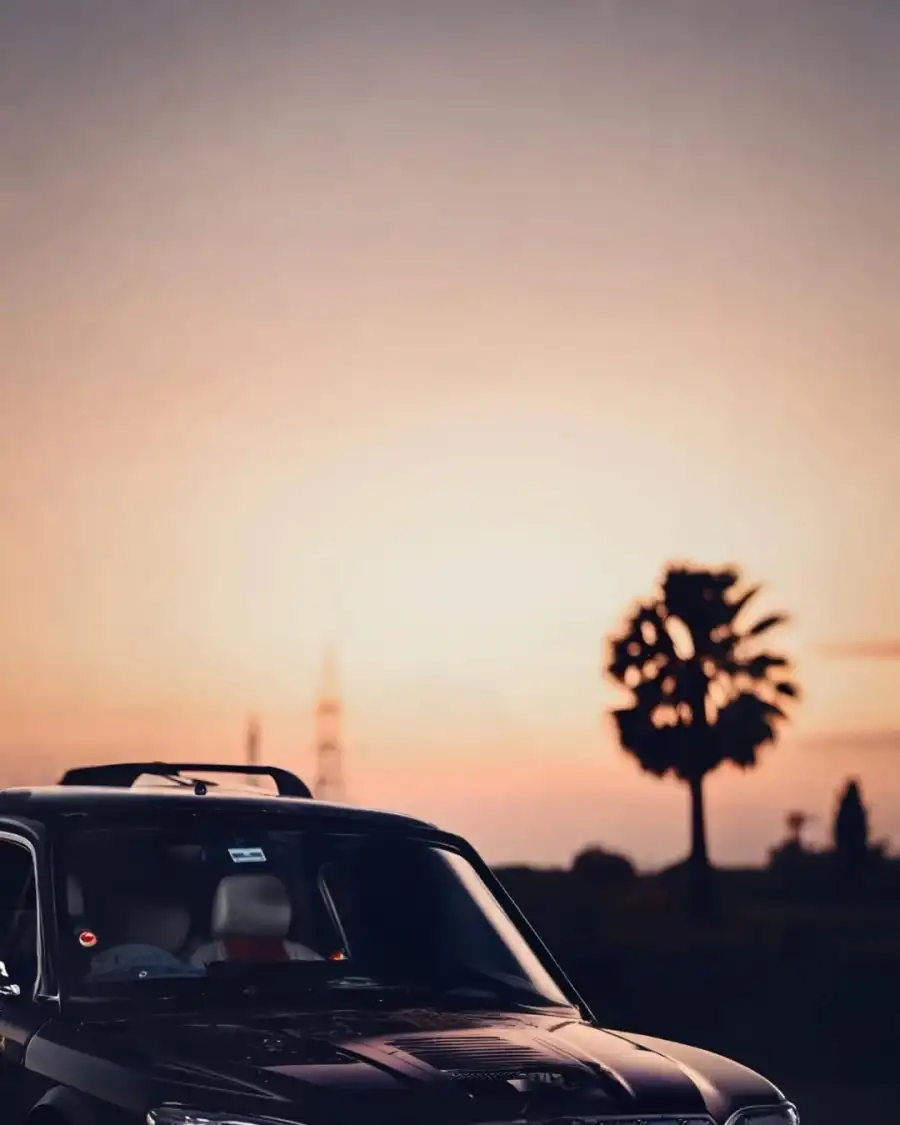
[64,974,577,1019]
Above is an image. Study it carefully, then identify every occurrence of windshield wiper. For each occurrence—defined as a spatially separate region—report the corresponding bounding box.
[308,977,508,1012]
[313,972,570,1013]
[78,959,567,1016]
[322,975,501,999]
[205,960,565,1010]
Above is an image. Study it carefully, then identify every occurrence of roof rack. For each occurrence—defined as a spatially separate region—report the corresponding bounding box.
[57,762,313,799]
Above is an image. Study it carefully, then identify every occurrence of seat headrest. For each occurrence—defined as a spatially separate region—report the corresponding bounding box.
[211,873,292,938]
[121,901,192,953]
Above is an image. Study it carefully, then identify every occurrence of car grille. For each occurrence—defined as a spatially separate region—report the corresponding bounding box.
[497,1119,716,1125]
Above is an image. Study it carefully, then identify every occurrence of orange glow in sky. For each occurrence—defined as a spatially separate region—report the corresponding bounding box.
[2,0,899,867]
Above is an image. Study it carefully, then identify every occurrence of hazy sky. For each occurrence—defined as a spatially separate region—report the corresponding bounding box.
[2,0,899,868]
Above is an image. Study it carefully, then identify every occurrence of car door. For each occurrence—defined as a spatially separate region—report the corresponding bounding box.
[0,833,53,1121]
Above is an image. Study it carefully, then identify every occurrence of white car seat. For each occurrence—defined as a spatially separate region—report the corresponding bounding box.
[190,873,322,966]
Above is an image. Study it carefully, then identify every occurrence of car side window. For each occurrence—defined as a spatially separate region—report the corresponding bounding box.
[0,839,39,996]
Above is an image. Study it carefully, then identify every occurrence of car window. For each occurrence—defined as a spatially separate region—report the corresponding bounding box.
[55,823,573,1012]
[0,838,39,995]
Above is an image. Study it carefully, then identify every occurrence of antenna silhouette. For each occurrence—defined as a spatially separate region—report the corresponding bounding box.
[245,714,261,785]
[314,646,345,803]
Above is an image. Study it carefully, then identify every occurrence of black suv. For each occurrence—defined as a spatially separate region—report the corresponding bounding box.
[0,761,798,1125]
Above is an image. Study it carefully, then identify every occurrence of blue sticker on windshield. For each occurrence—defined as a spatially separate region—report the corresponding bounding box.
[228,846,267,863]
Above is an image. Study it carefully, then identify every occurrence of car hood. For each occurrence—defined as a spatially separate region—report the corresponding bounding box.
[29,1006,785,1125]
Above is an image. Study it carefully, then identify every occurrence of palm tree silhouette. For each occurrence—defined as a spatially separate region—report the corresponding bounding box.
[606,563,799,918]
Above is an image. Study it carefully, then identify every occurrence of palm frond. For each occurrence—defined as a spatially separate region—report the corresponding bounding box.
[747,613,789,637]
[764,698,788,720]
[613,708,692,778]
[715,567,741,592]
[775,681,800,698]
[724,583,761,623]
[714,691,784,768]
[742,653,789,679]
[611,706,654,758]
[607,599,680,684]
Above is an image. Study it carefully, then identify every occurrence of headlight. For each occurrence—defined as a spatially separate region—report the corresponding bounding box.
[147,1108,302,1125]
[725,1105,800,1125]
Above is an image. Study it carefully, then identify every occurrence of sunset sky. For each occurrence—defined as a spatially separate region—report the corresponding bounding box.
[2,0,899,869]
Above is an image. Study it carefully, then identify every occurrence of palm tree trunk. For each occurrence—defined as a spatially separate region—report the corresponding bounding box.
[684,671,717,922]
[688,772,708,868]
[687,771,715,922]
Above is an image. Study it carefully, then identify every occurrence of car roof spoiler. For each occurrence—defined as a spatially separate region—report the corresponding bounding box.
[57,761,313,799]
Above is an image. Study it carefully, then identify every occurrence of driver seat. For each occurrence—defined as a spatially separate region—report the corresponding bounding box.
[190,873,322,966]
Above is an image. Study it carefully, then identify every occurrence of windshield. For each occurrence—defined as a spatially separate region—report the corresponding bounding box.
[55,821,573,1013]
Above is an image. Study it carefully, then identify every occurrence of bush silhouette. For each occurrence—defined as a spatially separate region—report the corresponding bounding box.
[571,845,637,892]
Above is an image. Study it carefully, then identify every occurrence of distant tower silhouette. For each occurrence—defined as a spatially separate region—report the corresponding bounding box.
[245,714,261,785]
[314,647,345,803]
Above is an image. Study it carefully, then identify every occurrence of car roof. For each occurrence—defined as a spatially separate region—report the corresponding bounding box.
[0,784,438,834]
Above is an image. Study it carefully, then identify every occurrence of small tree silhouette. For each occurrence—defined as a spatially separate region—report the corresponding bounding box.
[833,778,869,891]
[786,810,813,847]
[606,563,799,919]
[769,810,817,879]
